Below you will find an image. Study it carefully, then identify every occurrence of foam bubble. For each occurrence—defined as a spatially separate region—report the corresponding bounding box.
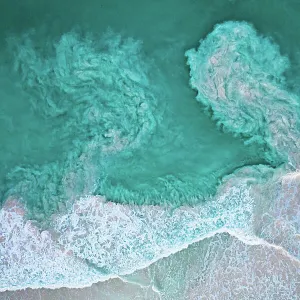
[186,21,300,165]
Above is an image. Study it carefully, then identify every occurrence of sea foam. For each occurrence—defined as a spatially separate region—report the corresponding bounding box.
[1,21,300,291]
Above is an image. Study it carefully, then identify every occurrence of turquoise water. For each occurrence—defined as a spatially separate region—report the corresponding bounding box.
[0,0,276,221]
[1,0,300,296]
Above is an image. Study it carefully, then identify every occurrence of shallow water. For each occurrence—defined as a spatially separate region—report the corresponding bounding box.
[0,0,273,219]
[1,0,300,298]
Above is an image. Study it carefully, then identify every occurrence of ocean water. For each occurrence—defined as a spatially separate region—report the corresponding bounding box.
[0,0,274,222]
[1,0,300,299]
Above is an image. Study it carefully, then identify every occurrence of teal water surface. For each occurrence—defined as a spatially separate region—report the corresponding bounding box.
[1,0,297,222]
[1,0,300,295]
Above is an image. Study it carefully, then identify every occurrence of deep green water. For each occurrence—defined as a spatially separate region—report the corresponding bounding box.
[0,0,299,221]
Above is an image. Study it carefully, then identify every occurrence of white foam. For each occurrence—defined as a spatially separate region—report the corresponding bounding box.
[0,182,256,290]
